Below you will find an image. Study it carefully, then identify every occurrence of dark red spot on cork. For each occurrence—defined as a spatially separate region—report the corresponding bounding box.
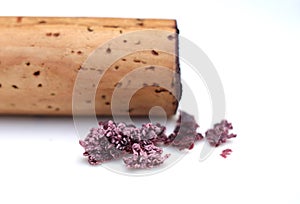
[133,59,141,63]
[106,48,111,54]
[145,66,155,71]
[33,71,40,76]
[16,17,22,23]
[103,25,119,28]
[114,82,122,88]
[87,27,94,32]
[167,35,175,40]
[151,50,159,56]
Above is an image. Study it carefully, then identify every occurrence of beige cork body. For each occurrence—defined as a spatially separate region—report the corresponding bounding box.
[0,17,180,116]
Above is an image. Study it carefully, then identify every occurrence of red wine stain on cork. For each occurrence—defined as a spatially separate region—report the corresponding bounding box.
[16,17,22,23]
[87,27,94,32]
[151,50,159,56]
[53,33,60,37]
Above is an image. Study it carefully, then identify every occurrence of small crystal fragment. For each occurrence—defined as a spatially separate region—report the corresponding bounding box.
[123,142,170,169]
[220,149,232,158]
[168,111,203,150]
[205,120,236,147]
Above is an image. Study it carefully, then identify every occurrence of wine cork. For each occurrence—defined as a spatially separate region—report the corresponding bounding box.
[0,17,180,116]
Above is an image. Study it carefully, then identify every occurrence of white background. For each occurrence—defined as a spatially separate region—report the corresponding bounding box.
[1,0,300,203]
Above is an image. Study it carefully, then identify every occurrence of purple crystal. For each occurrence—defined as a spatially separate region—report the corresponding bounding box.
[123,142,170,169]
[79,120,169,167]
[79,111,236,168]
[79,129,124,165]
[205,120,237,147]
[168,111,203,150]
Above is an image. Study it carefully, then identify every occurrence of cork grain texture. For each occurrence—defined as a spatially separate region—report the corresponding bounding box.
[0,17,181,116]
